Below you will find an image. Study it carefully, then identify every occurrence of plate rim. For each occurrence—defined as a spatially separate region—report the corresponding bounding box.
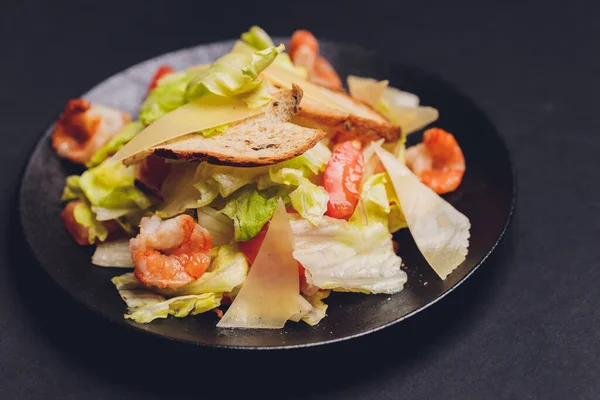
[17,39,517,350]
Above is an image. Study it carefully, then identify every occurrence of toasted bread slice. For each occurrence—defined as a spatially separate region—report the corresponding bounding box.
[147,85,326,167]
[292,89,401,144]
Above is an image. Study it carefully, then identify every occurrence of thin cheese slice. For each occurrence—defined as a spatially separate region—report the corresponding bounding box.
[217,200,310,329]
[112,97,267,164]
[375,147,470,280]
[262,64,348,113]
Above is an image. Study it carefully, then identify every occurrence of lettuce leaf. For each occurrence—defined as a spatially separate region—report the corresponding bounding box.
[221,188,278,242]
[160,245,248,296]
[301,290,331,326]
[290,214,406,294]
[139,71,192,125]
[79,159,153,210]
[267,168,328,225]
[61,175,84,202]
[111,272,222,323]
[185,44,284,108]
[158,162,268,218]
[241,26,274,50]
[124,292,221,323]
[86,121,145,167]
[196,207,234,247]
[282,141,331,175]
[92,239,134,268]
[73,201,109,244]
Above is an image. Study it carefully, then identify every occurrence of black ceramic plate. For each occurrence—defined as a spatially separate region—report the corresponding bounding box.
[19,39,514,349]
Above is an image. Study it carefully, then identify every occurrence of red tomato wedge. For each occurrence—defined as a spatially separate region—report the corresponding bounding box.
[324,140,364,219]
[147,65,175,92]
[239,223,308,291]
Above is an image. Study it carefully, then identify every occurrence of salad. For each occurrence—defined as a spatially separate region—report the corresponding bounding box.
[52,27,470,329]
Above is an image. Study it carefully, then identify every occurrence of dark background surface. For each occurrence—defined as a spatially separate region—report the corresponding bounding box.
[1,0,598,399]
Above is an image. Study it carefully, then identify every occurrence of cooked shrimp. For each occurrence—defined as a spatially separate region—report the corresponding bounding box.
[405,128,465,194]
[288,30,342,90]
[130,215,212,289]
[51,99,131,164]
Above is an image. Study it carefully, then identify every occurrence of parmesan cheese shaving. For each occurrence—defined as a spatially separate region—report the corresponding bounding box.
[217,199,310,329]
[375,147,470,280]
[112,97,267,164]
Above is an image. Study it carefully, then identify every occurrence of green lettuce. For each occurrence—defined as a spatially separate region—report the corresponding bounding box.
[160,245,248,297]
[185,44,284,108]
[61,175,84,202]
[125,292,221,323]
[196,207,234,247]
[289,173,408,294]
[79,159,153,210]
[73,201,108,244]
[111,273,222,323]
[239,27,308,78]
[266,168,328,225]
[85,121,145,167]
[282,141,331,175]
[241,26,274,50]
[221,188,278,242]
[302,290,331,326]
[139,71,192,125]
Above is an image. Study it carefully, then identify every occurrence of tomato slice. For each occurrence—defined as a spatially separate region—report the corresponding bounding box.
[238,222,308,291]
[324,140,364,219]
[147,65,175,92]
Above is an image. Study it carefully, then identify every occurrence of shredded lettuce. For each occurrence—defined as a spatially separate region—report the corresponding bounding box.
[289,173,407,294]
[241,26,274,50]
[221,187,278,242]
[111,273,222,323]
[79,159,153,210]
[125,292,221,323]
[266,168,328,225]
[290,214,406,294]
[139,71,192,125]
[112,272,144,290]
[185,44,284,108]
[61,175,84,202]
[301,290,331,326]
[73,201,109,244]
[86,122,144,167]
[92,239,134,268]
[160,245,248,296]
[196,207,234,247]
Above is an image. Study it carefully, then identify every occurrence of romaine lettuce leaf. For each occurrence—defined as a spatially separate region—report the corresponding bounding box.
[61,175,84,202]
[185,44,284,108]
[301,290,331,326]
[79,159,153,210]
[111,272,222,323]
[92,239,134,268]
[86,121,145,167]
[267,168,328,225]
[290,213,406,294]
[139,71,192,125]
[196,207,234,247]
[221,188,278,242]
[241,26,274,50]
[124,292,221,323]
[73,200,109,244]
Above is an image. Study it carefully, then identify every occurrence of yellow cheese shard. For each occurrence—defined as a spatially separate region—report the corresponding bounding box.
[112,96,267,164]
[375,147,470,280]
[262,64,348,113]
[217,199,310,329]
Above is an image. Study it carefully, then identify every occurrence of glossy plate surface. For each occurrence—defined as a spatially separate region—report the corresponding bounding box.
[19,39,515,349]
